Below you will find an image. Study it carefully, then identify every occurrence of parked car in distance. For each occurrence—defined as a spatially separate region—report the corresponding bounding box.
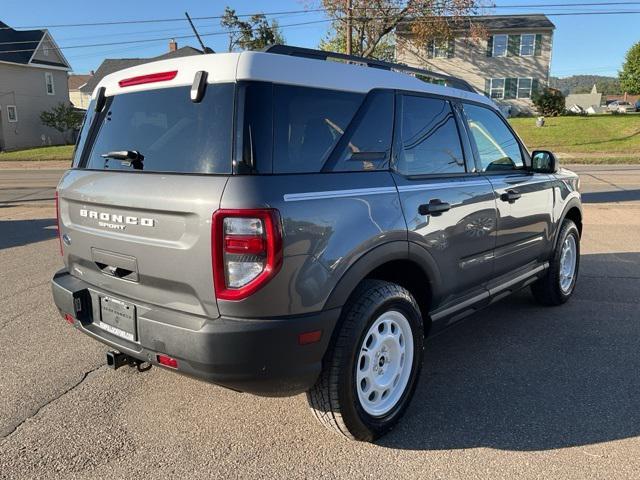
[51,45,583,442]
[636,99,640,112]
[606,100,621,112]
[616,101,636,114]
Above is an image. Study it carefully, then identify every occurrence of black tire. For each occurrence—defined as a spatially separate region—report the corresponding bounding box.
[531,219,580,306]
[306,279,424,441]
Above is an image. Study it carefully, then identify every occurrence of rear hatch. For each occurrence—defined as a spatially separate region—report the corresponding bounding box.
[58,81,235,318]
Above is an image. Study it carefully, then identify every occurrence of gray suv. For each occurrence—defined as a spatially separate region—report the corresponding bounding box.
[52,46,582,441]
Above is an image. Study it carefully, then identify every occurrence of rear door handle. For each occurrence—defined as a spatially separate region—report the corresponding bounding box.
[418,199,451,216]
[500,189,522,203]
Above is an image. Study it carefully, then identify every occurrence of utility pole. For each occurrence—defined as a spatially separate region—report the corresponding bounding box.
[346,0,353,55]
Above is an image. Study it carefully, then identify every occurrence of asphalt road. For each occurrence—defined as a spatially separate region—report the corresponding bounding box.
[0,169,62,204]
[1,166,639,479]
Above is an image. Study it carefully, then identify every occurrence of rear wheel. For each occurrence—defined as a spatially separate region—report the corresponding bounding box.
[531,219,580,305]
[307,280,424,441]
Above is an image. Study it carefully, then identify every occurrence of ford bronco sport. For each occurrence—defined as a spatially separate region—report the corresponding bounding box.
[52,45,582,442]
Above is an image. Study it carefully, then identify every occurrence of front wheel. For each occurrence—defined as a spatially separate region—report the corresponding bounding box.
[531,219,580,305]
[307,280,424,441]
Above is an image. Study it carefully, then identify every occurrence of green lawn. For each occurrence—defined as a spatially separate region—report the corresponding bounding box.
[0,145,74,162]
[509,114,640,164]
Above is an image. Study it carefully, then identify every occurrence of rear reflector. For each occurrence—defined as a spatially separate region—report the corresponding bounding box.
[119,70,178,88]
[298,330,322,345]
[64,313,74,324]
[157,354,178,369]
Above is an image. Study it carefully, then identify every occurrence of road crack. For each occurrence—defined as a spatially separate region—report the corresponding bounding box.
[0,365,105,441]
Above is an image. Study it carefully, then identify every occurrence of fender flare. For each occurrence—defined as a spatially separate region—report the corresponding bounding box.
[323,241,441,311]
[554,196,583,247]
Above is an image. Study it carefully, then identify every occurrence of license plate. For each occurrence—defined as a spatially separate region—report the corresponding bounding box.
[99,296,136,342]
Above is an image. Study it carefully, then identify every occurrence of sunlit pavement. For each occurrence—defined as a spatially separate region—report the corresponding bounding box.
[0,167,639,479]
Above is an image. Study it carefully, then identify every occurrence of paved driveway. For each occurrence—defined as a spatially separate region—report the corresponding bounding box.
[0,166,639,479]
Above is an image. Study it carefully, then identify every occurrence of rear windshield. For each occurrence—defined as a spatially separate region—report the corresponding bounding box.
[76,84,234,174]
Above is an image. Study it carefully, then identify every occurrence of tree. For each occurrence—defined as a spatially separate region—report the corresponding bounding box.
[532,88,565,116]
[40,102,83,143]
[316,0,484,59]
[619,41,640,94]
[319,24,396,61]
[220,7,285,51]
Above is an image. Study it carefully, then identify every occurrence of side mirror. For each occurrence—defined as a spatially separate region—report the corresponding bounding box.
[531,150,558,173]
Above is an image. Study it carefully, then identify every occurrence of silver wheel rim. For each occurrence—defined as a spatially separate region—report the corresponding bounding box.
[356,310,414,417]
[559,235,577,294]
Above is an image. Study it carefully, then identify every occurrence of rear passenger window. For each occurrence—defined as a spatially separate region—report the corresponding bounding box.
[273,85,363,173]
[330,91,394,172]
[463,103,524,172]
[396,95,465,176]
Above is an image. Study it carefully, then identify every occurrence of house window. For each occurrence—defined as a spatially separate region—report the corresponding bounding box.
[45,72,55,95]
[520,34,535,56]
[517,78,533,98]
[492,35,508,57]
[490,78,505,99]
[7,105,18,122]
[432,39,449,58]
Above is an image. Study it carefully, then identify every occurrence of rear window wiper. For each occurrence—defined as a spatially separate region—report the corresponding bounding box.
[101,150,144,170]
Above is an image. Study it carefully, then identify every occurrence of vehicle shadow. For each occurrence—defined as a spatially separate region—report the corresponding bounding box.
[581,189,640,203]
[0,218,57,249]
[379,252,640,451]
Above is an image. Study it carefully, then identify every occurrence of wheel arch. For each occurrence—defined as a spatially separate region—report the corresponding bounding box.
[323,241,440,336]
[556,198,583,247]
[564,205,583,236]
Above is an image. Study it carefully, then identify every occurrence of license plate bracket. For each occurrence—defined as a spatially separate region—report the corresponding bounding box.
[99,296,137,342]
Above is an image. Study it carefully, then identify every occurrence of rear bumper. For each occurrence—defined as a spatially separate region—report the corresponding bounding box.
[51,269,340,396]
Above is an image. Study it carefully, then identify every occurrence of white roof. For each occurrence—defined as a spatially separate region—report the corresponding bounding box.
[92,51,495,108]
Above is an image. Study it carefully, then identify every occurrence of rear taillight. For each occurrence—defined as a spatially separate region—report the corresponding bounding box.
[212,209,283,301]
[55,190,63,256]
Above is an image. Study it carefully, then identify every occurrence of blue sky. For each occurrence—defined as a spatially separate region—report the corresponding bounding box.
[2,0,638,77]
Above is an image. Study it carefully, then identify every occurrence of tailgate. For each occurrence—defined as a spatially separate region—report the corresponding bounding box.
[58,170,227,318]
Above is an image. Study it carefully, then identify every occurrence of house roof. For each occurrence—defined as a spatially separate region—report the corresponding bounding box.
[397,14,555,34]
[0,20,44,64]
[80,46,203,94]
[565,92,603,109]
[68,74,93,90]
[0,20,69,68]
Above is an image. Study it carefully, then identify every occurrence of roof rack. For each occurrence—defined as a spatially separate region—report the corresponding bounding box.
[262,44,476,93]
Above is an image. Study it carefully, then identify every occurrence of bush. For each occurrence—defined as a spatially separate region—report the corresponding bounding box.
[40,102,83,143]
[532,88,566,116]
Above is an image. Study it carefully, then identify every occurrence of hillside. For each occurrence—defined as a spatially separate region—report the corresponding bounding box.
[549,75,621,95]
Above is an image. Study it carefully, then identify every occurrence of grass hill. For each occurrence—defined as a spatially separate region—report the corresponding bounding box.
[549,75,621,96]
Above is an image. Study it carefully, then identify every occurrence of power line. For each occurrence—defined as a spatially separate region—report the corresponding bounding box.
[52,11,313,43]
[3,2,640,31]
[0,18,334,54]
[2,8,640,54]
[490,1,640,7]
[0,9,327,30]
